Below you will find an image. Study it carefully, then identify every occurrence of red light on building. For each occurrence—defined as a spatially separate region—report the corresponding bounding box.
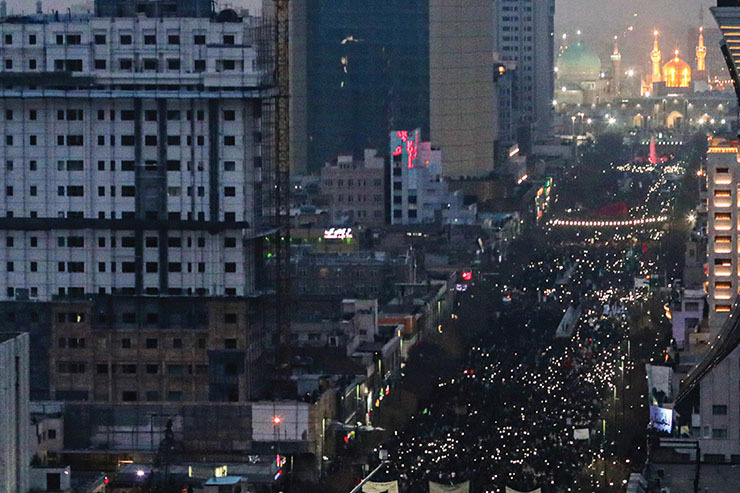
[272,416,282,425]
[462,271,472,281]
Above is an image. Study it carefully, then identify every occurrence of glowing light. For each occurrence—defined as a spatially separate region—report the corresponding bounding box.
[273,416,282,425]
[462,271,473,281]
[323,227,353,240]
[136,470,145,478]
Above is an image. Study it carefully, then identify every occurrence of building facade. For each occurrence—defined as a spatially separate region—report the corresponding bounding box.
[0,332,30,493]
[289,0,430,173]
[694,139,740,460]
[493,0,555,148]
[320,149,386,227]
[389,130,447,225]
[429,0,496,178]
[0,1,273,404]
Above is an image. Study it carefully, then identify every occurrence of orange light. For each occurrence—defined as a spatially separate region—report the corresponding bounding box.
[273,416,282,425]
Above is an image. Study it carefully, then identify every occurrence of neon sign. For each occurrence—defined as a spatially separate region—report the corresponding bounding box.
[393,130,419,168]
[323,228,353,240]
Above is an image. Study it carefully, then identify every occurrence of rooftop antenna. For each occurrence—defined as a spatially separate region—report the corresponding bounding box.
[0,1,7,18]
[36,1,42,15]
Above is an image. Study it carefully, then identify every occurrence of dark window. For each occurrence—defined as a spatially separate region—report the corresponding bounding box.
[145,338,158,349]
[712,405,728,415]
[119,58,133,70]
[194,34,206,45]
[167,59,180,70]
[225,263,236,273]
[224,338,237,349]
[121,391,137,402]
[194,59,206,72]
[121,186,136,197]
[224,313,237,324]
[168,34,180,45]
[144,34,156,45]
[120,34,132,45]
[122,262,136,273]
[173,338,183,349]
[94,59,106,70]
[94,34,106,44]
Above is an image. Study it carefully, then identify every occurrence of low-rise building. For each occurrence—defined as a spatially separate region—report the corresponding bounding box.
[320,149,386,227]
[291,250,413,301]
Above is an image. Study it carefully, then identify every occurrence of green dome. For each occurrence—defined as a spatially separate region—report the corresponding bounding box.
[557,42,602,83]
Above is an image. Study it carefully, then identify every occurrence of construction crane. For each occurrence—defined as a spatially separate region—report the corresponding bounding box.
[274,0,291,368]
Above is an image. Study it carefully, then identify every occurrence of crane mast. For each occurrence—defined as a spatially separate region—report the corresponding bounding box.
[275,0,291,366]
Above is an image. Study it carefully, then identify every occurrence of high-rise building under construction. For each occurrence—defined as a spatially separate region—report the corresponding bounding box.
[0,0,274,404]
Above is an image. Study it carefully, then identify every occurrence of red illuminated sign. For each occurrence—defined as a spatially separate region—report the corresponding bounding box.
[462,271,472,281]
[395,130,419,168]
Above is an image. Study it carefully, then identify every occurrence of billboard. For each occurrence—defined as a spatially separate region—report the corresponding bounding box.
[649,405,673,434]
[390,129,421,169]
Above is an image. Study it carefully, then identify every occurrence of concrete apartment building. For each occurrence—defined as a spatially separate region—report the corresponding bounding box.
[0,0,274,405]
[687,138,740,460]
[429,0,496,178]
[493,0,555,149]
[320,149,386,227]
[0,332,30,493]
[389,130,447,225]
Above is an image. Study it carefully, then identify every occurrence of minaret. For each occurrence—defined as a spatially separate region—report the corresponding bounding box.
[697,26,707,76]
[611,35,622,96]
[651,30,662,83]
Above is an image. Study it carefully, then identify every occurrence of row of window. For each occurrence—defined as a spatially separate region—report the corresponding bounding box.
[1,210,242,221]
[4,235,235,250]
[335,195,383,203]
[6,261,240,274]
[0,57,246,73]
[2,108,240,122]
[2,32,243,47]
[3,134,243,147]
[3,159,250,172]
[324,179,383,187]
[4,185,241,198]
[6,286,237,298]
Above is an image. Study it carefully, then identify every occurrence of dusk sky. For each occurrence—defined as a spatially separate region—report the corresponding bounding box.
[3,0,717,34]
[1,0,721,67]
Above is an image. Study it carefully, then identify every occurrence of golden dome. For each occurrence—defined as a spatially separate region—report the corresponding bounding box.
[663,49,692,88]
